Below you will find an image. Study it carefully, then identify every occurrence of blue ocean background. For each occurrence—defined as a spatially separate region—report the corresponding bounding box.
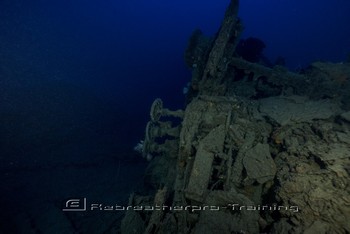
[1,0,350,232]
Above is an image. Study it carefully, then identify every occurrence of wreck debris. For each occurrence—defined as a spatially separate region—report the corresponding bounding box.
[185,125,226,202]
[311,61,350,85]
[242,143,276,185]
[150,98,184,122]
[202,0,241,80]
[258,95,341,126]
[145,121,181,140]
[134,99,183,160]
[198,0,243,95]
[184,29,212,92]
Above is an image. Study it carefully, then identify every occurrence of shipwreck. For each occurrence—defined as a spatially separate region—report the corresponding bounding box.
[122,0,350,233]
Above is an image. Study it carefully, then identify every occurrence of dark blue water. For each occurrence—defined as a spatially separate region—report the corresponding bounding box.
[1,0,349,232]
